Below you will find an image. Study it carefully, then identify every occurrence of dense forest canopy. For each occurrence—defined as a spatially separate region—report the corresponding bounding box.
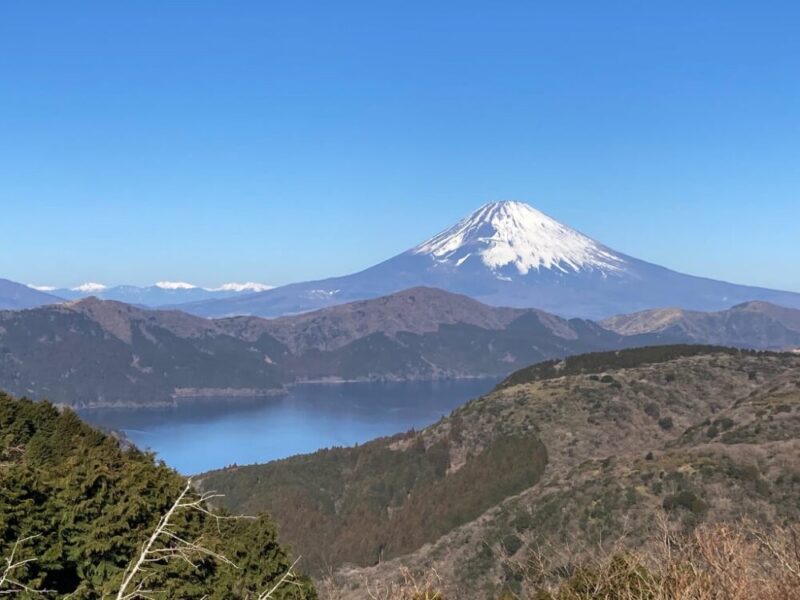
[0,392,316,599]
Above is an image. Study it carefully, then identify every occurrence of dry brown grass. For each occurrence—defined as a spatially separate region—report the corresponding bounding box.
[321,566,447,600]
[324,521,800,599]
[513,520,800,600]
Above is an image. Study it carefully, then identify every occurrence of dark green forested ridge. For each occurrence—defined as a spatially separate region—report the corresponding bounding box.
[199,432,547,572]
[497,344,788,389]
[0,391,316,599]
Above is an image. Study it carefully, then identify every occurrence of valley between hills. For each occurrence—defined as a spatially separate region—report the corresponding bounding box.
[4,343,799,599]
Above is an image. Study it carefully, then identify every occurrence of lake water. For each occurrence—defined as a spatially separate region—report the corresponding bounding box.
[79,378,498,475]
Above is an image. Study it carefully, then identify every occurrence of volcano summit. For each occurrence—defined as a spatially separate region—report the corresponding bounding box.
[177,201,800,319]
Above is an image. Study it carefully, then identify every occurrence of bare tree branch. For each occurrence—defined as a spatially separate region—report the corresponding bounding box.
[114,479,249,600]
[256,556,301,600]
[0,536,46,596]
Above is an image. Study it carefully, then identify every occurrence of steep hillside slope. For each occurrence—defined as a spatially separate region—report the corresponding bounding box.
[199,347,800,598]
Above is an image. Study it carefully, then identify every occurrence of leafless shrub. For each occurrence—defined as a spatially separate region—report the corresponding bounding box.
[373,567,445,600]
[505,519,800,599]
[322,567,446,600]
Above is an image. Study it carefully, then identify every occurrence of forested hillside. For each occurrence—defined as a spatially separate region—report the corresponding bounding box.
[0,289,668,408]
[3,289,798,409]
[0,392,315,599]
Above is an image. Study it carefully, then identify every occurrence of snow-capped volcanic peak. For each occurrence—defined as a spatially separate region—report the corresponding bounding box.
[154,281,198,290]
[413,201,626,274]
[72,282,108,293]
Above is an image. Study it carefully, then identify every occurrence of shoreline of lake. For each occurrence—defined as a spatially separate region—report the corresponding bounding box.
[68,373,503,411]
[78,378,500,474]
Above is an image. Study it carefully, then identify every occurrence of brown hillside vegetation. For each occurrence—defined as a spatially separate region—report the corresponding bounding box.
[323,521,800,599]
[200,346,800,599]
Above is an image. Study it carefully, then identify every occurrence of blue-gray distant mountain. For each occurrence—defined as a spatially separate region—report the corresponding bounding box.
[178,201,800,319]
[49,281,273,307]
[0,278,63,310]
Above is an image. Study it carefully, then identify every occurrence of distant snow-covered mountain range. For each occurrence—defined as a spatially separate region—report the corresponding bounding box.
[175,201,800,319]
[22,281,273,308]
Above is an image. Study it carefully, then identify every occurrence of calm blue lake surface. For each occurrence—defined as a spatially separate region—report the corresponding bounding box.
[79,379,498,475]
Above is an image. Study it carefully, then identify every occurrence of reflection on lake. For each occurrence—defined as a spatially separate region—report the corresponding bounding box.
[79,378,498,475]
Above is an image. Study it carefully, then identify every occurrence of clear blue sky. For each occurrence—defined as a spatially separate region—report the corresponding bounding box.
[1,1,798,291]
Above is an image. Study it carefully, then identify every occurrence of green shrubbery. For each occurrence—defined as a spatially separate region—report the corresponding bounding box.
[662,490,708,515]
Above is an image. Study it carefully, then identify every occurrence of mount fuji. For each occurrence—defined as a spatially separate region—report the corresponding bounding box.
[177,201,800,319]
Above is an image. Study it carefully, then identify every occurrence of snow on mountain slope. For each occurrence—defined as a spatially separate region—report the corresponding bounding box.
[211,282,273,292]
[72,282,108,293]
[413,201,625,275]
[154,281,198,290]
[164,200,800,319]
[47,281,273,307]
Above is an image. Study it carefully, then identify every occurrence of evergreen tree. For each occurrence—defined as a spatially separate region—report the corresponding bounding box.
[0,392,316,599]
